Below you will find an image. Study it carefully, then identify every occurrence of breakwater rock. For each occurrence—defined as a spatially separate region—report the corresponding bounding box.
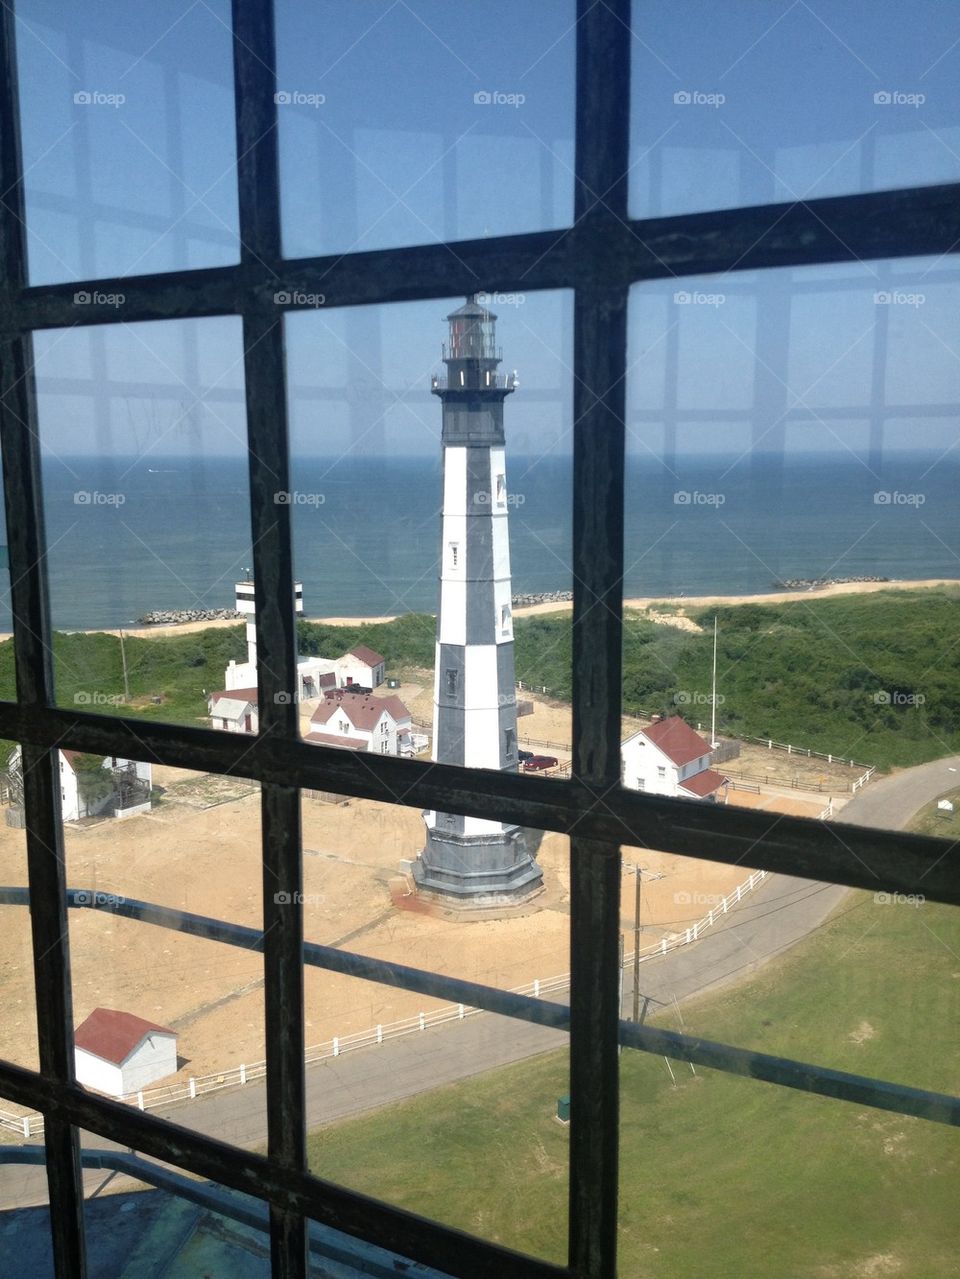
[136,608,243,625]
[772,576,891,591]
[511,591,574,608]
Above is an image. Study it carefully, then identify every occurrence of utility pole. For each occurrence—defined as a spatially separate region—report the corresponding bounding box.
[118,628,130,701]
[632,865,642,1023]
[711,614,718,747]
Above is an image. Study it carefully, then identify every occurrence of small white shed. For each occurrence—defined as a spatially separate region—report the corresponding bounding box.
[74,1007,177,1098]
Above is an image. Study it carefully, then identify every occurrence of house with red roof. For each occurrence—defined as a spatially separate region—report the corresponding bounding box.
[621,715,727,801]
[74,1007,177,1097]
[208,686,259,734]
[308,691,413,756]
[337,645,386,689]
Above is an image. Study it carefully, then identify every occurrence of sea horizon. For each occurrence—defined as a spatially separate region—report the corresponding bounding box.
[3,448,956,632]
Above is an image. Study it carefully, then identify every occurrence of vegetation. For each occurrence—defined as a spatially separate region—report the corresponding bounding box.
[907,787,960,839]
[0,586,956,772]
[514,587,960,768]
[305,890,960,1276]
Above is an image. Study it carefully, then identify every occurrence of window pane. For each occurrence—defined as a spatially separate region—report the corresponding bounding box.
[0,756,39,1075]
[629,0,960,220]
[0,1122,55,1279]
[623,258,960,839]
[67,759,265,1141]
[275,0,576,257]
[30,316,253,729]
[15,0,239,284]
[285,293,574,776]
[301,792,569,1263]
[617,870,960,1273]
[76,1135,272,1276]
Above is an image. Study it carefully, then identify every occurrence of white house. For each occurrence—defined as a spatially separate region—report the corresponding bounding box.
[7,747,152,821]
[336,645,386,689]
[74,1007,177,1098]
[620,716,727,801]
[208,687,259,734]
[307,692,413,756]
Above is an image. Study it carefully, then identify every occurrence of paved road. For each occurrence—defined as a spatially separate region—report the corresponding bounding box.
[838,754,960,831]
[5,755,955,1210]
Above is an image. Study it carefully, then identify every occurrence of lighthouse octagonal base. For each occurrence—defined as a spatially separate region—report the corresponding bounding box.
[413,823,543,907]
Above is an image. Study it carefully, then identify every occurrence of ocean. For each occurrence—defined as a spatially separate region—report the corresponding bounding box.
[12,450,959,632]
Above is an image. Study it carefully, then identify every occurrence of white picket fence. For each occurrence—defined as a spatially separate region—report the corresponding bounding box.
[0,868,771,1139]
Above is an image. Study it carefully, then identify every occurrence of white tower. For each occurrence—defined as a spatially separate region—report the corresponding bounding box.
[412,298,542,903]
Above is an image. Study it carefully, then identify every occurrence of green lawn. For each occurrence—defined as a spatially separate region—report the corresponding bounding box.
[909,786,960,840]
[306,891,960,1276]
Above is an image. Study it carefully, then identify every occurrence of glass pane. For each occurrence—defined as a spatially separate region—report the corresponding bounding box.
[622,258,960,838]
[629,0,960,220]
[618,871,960,1273]
[275,0,575,257]
[0,750,40,1074]
[77,1135,273,1277]
[0,1117,55,1279]
[67,759,265,1139]
[302,792,569,1263]
[285,293,573,773]
[15,0,240,284]
[30,316,253,729]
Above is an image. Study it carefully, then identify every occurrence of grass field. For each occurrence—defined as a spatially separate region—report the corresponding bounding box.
[305,890,960,1276]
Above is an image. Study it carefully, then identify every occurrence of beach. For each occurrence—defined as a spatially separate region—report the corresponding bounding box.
[17,576,954,642]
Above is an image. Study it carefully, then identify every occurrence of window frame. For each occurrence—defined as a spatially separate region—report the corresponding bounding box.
[0,3,957,1278]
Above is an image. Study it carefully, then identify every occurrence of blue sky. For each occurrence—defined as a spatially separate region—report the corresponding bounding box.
[13,1,960,461]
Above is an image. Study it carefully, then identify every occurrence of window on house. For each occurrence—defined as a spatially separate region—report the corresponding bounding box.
[657,766,666,779]
[0,6,955,1278]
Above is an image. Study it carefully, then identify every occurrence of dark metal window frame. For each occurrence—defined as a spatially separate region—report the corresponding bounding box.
[0,3,957,1277]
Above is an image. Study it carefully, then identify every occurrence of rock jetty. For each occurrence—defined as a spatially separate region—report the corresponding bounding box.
[772,576,890,591]
[511,590,573,608]
[136,608,242,625]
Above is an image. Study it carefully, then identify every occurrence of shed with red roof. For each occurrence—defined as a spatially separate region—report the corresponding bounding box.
[74,1007,177,1098]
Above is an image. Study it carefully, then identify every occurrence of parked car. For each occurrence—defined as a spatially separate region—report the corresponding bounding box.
[517,749,534,761]
[522,754,558,772]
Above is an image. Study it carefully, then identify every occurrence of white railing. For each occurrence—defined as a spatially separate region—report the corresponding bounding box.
[0,867,771,1138]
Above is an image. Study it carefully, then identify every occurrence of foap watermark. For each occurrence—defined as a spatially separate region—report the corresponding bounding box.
[74,290,125,308]
[873,689,925,706]
[274,890,324,906]
[874,290,925,307]
[274,90,326,107]
[473,90,526,107]
[73,890,127,907]
[274,290,325,308]
[674,490,725,506]
[673,89,725,108]
[74,490,125,506]
[73,90,125,108]
[274,490,325,506]
[273,691,302,706]
[476,291,526,307]
[874,891,924,907]
[674,289,725,306]
[874,490,925,506]
[74,691,125,707]
[873,90,925,108]
[674,690,725,707]
[474,489,525,506]
[674,890,723,906]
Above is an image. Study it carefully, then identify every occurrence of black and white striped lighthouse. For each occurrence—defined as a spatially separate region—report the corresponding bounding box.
[413,297,543,903]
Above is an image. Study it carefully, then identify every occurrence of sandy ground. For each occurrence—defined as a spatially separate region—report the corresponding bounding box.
[9,577,953,643]
[0,770,754,1092]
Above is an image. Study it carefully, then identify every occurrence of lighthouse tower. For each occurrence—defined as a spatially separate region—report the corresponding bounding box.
[413,297,543,903]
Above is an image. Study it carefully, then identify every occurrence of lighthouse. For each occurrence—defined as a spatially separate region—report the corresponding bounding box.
[412,297,543,903]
